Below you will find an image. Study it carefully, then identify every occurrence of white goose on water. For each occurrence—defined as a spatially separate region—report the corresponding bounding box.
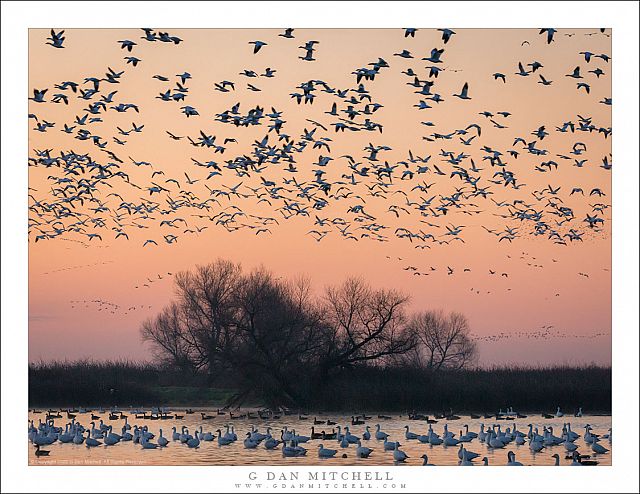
[529,434,544,453]
[73,429,85,444]
[264,435,280,450]
[243,432,259,449]
[570,451,584,466]
[217,429,233,446]
[339,434,350,448]
[404,425,418,440]
[507,451,523,466]
[157,429,169,447]
[478,424,487,442]
[488,430,505,449]
[459,451,475,466]
[58,424,74,443]
[344,426,360,444]
[458,443,480,461]
[362,426,371,441]
[85,430,102,448]
[282,440,306,457]
[141,436,158,449]
[463,424,478,439]
[318,444,337,458]
[171,426,180,441]
[393,442,409,463]
[458,429,472,443]
[199,426,214,441]
[104,426,120,446]
[356,439,373,458]
[374,424,389,440]
[383,438,400,451]
[591,440,609,454]
[120,425,133,441]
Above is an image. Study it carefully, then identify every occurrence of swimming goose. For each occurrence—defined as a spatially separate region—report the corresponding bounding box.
[458,444,480,461]
[340,435,350,448]
[282,441,307,457]
[244,432,259,449]
[459,453,474,466]
[85,430,102,447]
[104,426,120,446]
[528,436,544,453]
[362,426,371,440]
[292,429,310,443]
[58,424,74,443]
[264,436,280,450]
[463,424,478,439]
[375,424,389,440]
[393,442,409,463]
[73,429,85,444]
[488,430,506,449]
[216,429,233,446]
[344,427,360,443]
[458,429,473,442]
[420,454,435,466]
[157,429,169,447]
[141,436,158,449]
[404,425,419,440]
[34,445,50,457]
[171,427,180,441]
[591,441,609,454]
[570,451,584,466]
[383,438,400,451]
[355,439,373,458]
[507,451,523,466]
[444,434,460,446]
[318,444,338,458]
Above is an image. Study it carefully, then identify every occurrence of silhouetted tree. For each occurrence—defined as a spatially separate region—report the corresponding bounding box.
[407,310,478,370]
[141,261,479,408]
[317,277,415,379]
[141,259,243,381]
[231,270,326,406]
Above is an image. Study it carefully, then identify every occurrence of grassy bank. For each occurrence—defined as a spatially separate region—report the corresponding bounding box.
[29,360,611,412]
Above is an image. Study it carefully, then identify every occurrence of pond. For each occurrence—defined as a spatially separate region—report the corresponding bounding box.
[28,408,611,466]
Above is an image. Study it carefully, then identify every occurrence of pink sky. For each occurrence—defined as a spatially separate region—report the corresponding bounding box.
[28,28,611,365]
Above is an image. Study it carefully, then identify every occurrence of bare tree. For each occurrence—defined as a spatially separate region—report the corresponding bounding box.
[141,302,196,372]
[141,259,244,381]
[319,277,415,377]
[408,310,477,370]
[231,269,325,406]
[141,260,477,408]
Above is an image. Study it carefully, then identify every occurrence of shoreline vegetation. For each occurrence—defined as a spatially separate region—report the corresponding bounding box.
[29,360,611,413]
[30,261,612,413]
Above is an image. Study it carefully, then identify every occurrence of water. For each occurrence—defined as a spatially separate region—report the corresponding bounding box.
[28,409,611,466]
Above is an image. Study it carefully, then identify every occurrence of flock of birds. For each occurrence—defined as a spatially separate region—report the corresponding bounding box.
[470,325,608,343]
[29,406,610,466]
[29,27,610,259]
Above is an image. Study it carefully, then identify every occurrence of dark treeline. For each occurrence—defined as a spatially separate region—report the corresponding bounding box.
[140,259,477,408]
[29,259,611,411]
[28,360,611,412]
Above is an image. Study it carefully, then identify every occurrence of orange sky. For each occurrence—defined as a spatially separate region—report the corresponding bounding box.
[28,28,611,365]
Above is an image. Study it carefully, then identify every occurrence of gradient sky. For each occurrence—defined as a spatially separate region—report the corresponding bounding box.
[28,28,611,365]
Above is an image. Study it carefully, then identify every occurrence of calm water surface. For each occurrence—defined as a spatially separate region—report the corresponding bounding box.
[28,409,611,466]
